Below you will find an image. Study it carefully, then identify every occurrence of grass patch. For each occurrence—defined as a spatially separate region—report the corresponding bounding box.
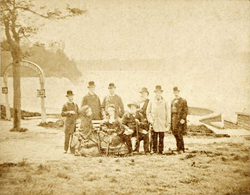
[57,171,70,180]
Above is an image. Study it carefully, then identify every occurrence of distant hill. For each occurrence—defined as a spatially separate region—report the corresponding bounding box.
[76,59,165,72]
[1,45,82,84]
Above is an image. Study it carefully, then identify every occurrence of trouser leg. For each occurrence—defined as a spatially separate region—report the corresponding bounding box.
[123,135,132,153]
[174,131,184,152]
[178,132,184,152]
[69,133,74,153]
[143,134,149,153]
[159,132,164,154]
[64,132,70,151]
[173,133,179,150]
[152,132,158,153]
[134,134,141,152]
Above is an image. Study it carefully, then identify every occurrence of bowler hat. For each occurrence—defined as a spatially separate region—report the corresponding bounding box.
[127,101,139,108]
[173,87,180,92]
[140,87,149,94]
[108,83,116,89]
[88,81,96,88]
[66,90,74,97]
[154,85,163,92]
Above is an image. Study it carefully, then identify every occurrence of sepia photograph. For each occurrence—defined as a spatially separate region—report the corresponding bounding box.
[0,0,250,194]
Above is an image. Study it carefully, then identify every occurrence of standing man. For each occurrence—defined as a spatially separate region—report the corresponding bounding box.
[147,85,169,155]
[134,87,150,154]
[171,87,188,154]
[102,83,124,119]
[81,81,102,120]
[61,90,79,154]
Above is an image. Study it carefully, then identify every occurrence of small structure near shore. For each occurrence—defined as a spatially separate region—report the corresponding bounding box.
[236,112,250,130]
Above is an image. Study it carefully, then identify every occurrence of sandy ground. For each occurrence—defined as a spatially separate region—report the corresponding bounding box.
[0,119,246,164]
[0,119,250,195]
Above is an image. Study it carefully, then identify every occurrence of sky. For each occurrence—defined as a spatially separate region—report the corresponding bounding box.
[1,0,249,120]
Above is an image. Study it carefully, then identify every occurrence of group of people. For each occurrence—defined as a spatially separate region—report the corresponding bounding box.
[61,81,188,156]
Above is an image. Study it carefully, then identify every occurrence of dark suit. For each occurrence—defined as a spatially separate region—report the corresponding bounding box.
[102,94,124,118]
[61,102,79,152]
[135,99,150,153]
[171,97,188,152]
[81,93,102,120]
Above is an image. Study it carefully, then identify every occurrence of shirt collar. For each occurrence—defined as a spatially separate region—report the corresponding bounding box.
[155,96,163,101]
[109,94,116,97]
[89,91,95,96]
[68,101,74,104]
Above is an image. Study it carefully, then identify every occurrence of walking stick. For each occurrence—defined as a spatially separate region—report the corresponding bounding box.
[136,122,139,142]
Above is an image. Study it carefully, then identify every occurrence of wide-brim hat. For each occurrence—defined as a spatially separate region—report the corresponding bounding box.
[154,85,163,92]
[127,102,139,108]
[88,81,96,88]
[108,83,116,89]
[140,87,149,94]
[66,90,74,97]
[173,87,180,92]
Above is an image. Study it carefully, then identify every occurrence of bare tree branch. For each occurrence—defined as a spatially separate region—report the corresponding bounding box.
[15,6,50,18]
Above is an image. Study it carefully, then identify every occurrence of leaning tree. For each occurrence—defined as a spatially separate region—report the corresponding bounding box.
[1,0,86,131]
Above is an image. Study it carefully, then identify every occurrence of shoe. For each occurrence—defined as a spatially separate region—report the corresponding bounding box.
[133,151,139,154]
[75,151,81,156]
[178,150,184,154]
[63,150,67,154]
[150,151,155,155]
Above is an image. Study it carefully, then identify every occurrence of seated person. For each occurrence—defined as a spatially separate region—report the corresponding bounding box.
[73,105,95,156]
[134,113,149,154]
[122,101,145,155]
[101,104,132,154]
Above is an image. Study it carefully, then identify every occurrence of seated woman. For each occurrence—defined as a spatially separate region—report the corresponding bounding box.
[73,105,99,156]
[101,104,131,155]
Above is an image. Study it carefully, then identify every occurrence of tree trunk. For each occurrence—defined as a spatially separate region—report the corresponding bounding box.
[12,53,22,131]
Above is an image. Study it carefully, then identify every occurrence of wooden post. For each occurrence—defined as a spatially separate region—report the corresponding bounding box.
[40,82,46,123]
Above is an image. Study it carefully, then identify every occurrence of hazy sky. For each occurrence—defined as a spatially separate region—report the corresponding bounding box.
[1,0,249,120]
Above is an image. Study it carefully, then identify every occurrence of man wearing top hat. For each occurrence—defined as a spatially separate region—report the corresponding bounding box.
[102,83,124,119]
[171,87,188,154]
[61,90,79,154]
[134,87,150,154]
[147,85,169,154]
[81,81,102,120]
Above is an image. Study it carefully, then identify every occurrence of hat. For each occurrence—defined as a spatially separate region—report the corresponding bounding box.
[88,81,96,88]
[154,85,163,92]
[140,87,149,94]
[107,104,116,111]
[79,105,91,116]
[127,101,139,108]
[66,90,74,97]
[173,87,180,92]
[108,83,116,89]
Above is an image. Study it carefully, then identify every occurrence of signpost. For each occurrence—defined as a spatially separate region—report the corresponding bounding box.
[2,87,8,94]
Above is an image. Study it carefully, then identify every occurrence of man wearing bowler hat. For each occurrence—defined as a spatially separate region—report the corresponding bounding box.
[61,90,79,154]
[81,81,102,120]
[102,83,124,119]
[171,87,188,154]
[134,87,150,154]
[147,85,169,154]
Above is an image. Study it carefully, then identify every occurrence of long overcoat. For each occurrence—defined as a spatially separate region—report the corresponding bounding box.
[146,97,169,132]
